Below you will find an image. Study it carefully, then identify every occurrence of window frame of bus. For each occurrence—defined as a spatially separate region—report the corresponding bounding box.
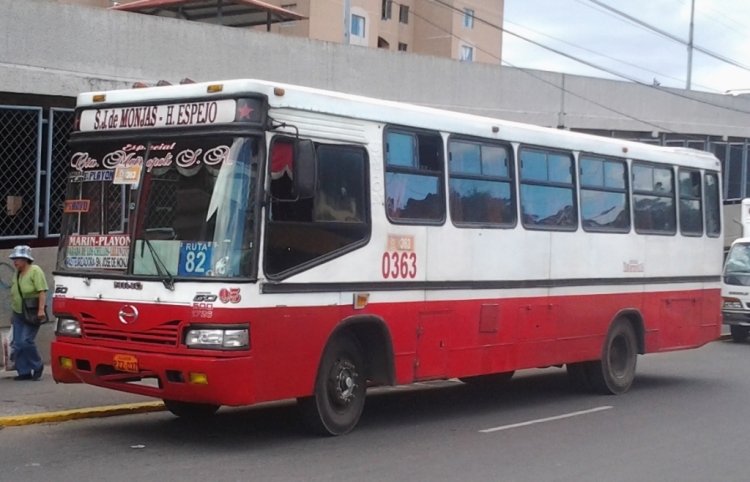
[631,161,677,236]
[678,167,704,237]
[578,153,631,234]
[446,135,517,229]
[263,136,371,279]
[518,145,578,231]
[383,126,446,225]
[703,170,721,238]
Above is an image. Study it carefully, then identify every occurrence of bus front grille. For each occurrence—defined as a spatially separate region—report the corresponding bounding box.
[80,316,180,347]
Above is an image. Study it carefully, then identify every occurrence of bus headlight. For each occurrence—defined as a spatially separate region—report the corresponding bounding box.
[57,318,82,337]
[185,327,249,350]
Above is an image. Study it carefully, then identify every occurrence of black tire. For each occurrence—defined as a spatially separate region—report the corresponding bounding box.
[730,325,750,343]
[587,318,638,395]
[163,400,220,419]
[298,334,366,436]
[566,362,594,392]
[459,371,515,386]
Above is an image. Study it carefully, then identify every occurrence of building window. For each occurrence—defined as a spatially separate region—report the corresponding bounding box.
[399,5,409,24]
[632,163,676,235]
[351,14,365,38]
[398,42,408,51]
[463,8,474,28]
[460,45,474,62]
[579,155,629,232]
[381,0,392,20]
[519,147,577,230]
[385,128,445,224]
[448,138,515,227]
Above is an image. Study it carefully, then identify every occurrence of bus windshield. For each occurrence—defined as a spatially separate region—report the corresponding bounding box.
[57,135,261,279]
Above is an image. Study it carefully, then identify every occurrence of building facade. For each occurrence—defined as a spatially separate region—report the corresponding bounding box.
[60,0,504,64]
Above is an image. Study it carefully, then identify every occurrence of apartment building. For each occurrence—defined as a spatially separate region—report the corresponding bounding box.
[262,0,503,64]
[57,0,503,64]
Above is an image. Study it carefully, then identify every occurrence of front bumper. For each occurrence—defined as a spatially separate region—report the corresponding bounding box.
[51,340,255,406]
[722,310,750,327]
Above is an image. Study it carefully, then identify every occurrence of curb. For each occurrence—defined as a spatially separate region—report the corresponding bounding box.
[0,401,165,428]
[719,333,732,341]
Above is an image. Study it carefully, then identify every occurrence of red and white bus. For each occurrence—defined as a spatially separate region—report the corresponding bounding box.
[52,79,723,435]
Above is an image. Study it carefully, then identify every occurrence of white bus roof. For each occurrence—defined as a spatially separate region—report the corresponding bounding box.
[77,79,720,170]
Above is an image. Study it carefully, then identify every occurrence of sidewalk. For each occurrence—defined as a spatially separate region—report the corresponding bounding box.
[0,366,164,426]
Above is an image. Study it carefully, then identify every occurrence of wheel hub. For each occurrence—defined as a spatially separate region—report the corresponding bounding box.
[329,360,358,406]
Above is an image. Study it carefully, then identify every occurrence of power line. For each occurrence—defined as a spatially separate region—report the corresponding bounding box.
[399,2,676,133]
[583,0,750,73]
[428,0,750,116]
[669,0,750,36]
[503,18,720,93]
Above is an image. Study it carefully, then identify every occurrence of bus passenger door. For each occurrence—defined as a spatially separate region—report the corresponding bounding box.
[415,309,451,380]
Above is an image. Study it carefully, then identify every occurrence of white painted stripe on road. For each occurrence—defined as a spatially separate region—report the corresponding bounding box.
[479,406,613,434]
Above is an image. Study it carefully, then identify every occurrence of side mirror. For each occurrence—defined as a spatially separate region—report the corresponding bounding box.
[293,139,317,199]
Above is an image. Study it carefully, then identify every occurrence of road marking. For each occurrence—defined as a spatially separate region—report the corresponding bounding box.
[479,406,613,433]
[0,401,165,428]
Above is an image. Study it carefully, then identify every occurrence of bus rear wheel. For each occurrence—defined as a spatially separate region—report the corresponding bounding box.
[298,334,366,436]
[587,318,638,395]
[163,400,220,419]
[730,325,750,343]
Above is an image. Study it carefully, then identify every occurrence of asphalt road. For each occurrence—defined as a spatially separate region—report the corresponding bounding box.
[1,339,748,482]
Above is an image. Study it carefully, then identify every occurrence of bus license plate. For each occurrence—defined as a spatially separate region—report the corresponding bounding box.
[113,354,139,373]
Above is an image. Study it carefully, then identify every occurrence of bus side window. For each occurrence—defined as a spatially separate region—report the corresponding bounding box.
[632,163,676,235]
[579,155,629,232]
[448,138,515,227]
[519,147,577,230]
[704,172,721,237]
[384,128,445,224]
[265,140,370,278]
[679,168,703,236]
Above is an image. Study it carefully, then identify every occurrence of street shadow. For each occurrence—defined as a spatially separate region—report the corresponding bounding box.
[65,366,725,450]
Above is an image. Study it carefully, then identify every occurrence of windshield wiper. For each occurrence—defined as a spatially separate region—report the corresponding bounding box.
[141,237,175,291]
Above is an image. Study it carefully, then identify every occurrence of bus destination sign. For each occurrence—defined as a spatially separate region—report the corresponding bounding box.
[79,99,237,132]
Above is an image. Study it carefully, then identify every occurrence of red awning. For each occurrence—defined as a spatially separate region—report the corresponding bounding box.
[111,0,306,29]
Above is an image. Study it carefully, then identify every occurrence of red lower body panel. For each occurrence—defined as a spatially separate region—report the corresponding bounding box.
[51,342,255,406]
[51,287,721,407]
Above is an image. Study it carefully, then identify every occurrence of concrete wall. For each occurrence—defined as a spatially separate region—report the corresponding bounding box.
[3,0,750,137]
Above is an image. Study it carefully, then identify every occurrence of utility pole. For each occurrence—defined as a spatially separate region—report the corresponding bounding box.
[686,0,696,90]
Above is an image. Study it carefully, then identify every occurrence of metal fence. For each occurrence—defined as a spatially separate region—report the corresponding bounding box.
[45,109,74,237]
[0,106,73,241]
[0,106,42,240]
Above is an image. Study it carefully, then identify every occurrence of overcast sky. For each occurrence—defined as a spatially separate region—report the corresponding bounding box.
[502,0,750,93]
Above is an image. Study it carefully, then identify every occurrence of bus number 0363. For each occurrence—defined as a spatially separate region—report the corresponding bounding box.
[381,252,417,279]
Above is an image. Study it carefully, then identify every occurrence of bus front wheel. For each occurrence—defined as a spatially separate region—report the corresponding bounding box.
[588,318,638,395]
[298,334,366,436]
[163,400,220,419]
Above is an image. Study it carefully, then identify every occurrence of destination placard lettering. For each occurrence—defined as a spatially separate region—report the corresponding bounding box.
[79,99,236,132]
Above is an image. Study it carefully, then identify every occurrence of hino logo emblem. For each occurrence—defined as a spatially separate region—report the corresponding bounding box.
[118,305,139,325]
